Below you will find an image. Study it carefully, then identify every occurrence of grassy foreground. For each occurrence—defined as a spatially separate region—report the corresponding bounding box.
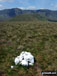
[0,21,57,76]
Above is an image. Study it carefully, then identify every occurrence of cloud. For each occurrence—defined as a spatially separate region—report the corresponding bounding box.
[27,6,36,10]
[54,4,57,9]
[18,0,29,6]
[51,3,57,10]
[0,0,14,2]
[19,6,36,10]
[0,4,3,10]
[0,0,8,1]
[0,4,3,7]
[18,7,25,9]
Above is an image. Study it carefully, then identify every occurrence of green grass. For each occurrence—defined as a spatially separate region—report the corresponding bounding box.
[0,21,57,76]
[9,13,47,21]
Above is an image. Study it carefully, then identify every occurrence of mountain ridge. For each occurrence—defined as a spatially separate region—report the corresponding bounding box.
[0,8,57,22]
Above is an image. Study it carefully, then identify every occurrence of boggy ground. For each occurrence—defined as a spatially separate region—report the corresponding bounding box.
[0,21,57,76]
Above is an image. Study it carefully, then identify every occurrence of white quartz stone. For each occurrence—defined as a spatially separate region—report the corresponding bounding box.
[14,56,20,65]
[20,60,28,66]
[14,51,34,66]
[11,66,14,69]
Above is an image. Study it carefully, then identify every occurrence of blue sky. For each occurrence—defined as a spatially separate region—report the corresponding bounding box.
[0,0,57,10]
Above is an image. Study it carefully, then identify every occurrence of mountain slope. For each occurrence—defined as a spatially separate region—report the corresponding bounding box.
[0,8,23,21]
[9,13,47,21]
[37,9,57,22]
[0,8,57,22]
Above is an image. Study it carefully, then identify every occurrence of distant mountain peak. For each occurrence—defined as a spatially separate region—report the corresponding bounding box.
[0,8,57,22]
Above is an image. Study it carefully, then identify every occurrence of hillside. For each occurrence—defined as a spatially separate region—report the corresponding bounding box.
[37,9,57,22]
[0,8,23,21]
[0,21,57,76]
[9,13,47,21]
[0,8,57,22]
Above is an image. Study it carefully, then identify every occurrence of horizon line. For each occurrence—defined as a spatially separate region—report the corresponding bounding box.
[0,7,57,11]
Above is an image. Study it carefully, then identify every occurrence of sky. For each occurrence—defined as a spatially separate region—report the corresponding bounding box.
[0,0,57,10]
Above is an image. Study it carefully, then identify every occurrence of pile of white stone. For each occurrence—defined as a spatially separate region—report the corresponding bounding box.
[14,51,34,66]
